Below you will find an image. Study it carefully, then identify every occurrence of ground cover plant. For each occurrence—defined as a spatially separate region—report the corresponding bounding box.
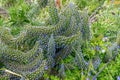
[0,0,120,80]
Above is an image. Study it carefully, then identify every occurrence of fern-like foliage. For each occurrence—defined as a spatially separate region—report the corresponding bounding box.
[0,41,46,80]
[48,0,59,25]
[47,34,55,68]
[74,42,89,70]
[80,11,91,41]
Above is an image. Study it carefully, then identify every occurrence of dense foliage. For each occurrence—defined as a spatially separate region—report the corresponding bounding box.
[0,0,120,80]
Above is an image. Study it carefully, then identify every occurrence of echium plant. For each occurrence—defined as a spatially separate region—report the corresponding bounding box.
[48,0,59,25]
[47,34,55,68]
[0,1,109,80]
